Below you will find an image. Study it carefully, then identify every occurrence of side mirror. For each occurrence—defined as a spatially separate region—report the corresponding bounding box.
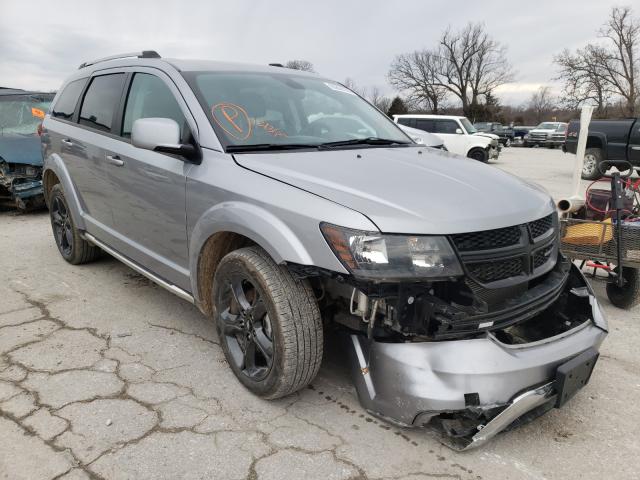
[132,118,201,163]
[455,128,463,134]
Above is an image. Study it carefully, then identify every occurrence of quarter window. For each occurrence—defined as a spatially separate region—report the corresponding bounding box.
[79,74,125,132]
[52,79,86,120]
[122,73,187,139]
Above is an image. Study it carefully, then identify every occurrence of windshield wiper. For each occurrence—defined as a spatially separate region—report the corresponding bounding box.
[226,143,322,153]
[319,137,411,148]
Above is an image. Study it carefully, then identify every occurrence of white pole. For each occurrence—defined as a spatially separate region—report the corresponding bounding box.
[572,105,595,197]
[558,105,594,212]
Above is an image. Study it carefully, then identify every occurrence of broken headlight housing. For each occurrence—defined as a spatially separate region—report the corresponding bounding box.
[321,223,463,280]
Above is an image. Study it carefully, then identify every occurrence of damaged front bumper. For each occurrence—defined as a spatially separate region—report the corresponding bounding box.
[0,161,44,211]
[345,265,607,450]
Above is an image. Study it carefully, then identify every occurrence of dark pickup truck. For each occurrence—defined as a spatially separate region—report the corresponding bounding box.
[564,118,640,180]
[473,122,515,147]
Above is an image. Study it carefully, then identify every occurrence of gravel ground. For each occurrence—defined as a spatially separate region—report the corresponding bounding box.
[1,147,638,480]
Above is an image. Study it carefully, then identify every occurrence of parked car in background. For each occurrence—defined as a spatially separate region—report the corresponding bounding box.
[564,117,640,180]
[474,122,514,147]
[41,52,606,450]
[524,122,567,148]
[394,114,499,162]
[0,88,54,211]
[512,126,534,146]
[397,124,446,150]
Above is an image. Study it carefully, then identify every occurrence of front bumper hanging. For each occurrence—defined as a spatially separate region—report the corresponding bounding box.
[344,267,607,450]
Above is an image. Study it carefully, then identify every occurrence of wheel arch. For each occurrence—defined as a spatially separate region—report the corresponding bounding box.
[42,153,87,230]
[189,202,316,315]
[586,134,605,151]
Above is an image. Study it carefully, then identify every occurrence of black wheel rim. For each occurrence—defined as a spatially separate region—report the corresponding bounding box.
[217,275,274,381]
[51,196,73,256]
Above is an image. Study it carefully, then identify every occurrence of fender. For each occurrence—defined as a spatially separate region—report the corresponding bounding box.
[188,201,321,298]
[586,132,607,151]
[466,136,493,150]
[43,152,87,230]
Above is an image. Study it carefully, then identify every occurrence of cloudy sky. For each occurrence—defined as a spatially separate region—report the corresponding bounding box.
[0,0,626,105]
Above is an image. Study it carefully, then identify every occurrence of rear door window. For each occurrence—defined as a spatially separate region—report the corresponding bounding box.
[52,79,85,120]
[414,119,434,132]
[121,73,188,140]
[79,74,125,132]
[432,120,459,134]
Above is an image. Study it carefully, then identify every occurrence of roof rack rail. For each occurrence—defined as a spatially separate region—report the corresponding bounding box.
[78,50,161,69]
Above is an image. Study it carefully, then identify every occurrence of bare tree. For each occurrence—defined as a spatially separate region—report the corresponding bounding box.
[554,6,638,116]
[554,45,613,115]
[367,86,392,113]
[528,86,556,123]
[598,6,639,115]
[439,23,514,116]
[285,60,315,72]
[388,50,449,113]
[388,22,513,116]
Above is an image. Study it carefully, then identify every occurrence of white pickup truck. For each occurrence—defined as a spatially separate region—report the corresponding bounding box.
[394,114,500,162]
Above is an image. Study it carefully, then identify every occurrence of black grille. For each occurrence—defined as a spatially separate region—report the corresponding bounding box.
[529,214,553,239]
[533,245,554,269]
[451,226,522,252]
[466,258,525,283]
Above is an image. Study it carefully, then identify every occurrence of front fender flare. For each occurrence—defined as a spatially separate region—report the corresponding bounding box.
[188,201,316,298]
[43,153,86,230]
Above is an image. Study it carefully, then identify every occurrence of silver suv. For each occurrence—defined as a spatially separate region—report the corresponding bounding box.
[42,52,607,450]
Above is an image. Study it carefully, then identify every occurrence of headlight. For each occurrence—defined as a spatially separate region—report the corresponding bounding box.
[320,223,463,280]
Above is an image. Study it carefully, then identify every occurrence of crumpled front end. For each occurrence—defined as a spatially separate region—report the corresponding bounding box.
[344,264,607,450]
[0,160,45,211]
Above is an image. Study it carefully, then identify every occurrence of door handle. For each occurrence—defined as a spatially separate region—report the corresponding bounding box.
[106,154,124,166]
[632,146,640,151]
[61,139,73,147]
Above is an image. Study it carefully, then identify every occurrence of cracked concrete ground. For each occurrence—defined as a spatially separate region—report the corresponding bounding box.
[1,148,639,479]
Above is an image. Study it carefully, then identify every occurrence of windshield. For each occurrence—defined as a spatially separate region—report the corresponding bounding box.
[535,122,558,130]
[474,122,491,131]
[185,71,410,150]
[459,118,477,134]
[0,93,53,136]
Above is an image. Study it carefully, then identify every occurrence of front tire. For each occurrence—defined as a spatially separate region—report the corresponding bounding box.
[468,148,489,163]
[49,184,101,265]
[581,147,604,180]
[212,246,323,399]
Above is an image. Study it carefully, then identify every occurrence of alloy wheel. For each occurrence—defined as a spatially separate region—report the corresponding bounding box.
[51,196,73,256]
[217,276,274,381]
[583,153,597,177]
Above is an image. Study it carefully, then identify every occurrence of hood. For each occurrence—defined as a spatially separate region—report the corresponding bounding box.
[0,135,43,166]
[529,129,556,134]
[234,146,554,234]
[473,132,499,141]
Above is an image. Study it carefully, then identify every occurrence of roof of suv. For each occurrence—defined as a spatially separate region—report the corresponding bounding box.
[394,114,467,121]
[71,55,320,80]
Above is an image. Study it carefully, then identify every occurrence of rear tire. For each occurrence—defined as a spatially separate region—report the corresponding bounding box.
[49,184,101,265]
[606,267,640,309]
[581,147,604,181]
[468,148,488,163]
[212,246,323,399]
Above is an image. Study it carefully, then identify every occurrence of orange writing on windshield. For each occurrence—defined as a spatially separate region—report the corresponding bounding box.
[31,107,45,119]
[211,103,252,140]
